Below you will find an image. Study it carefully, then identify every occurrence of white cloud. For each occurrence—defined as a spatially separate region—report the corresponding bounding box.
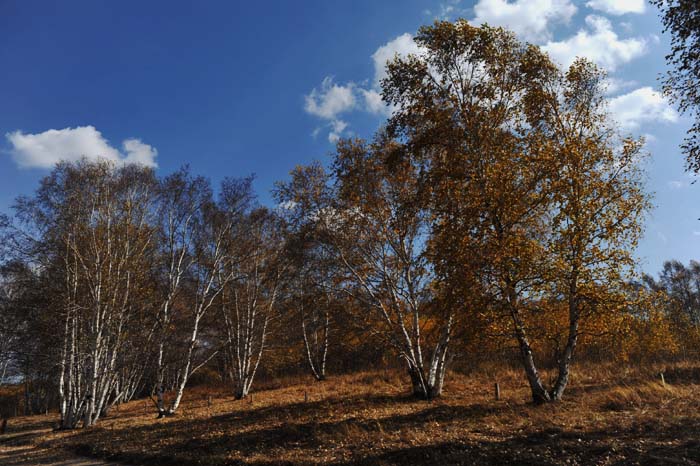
[360,89,390,115]
[6,126,157,169]
[608,87,679,131]
[304,77,356,120]
[304,33,421,141]
[360,33,423,116]
[586,0,645,15]
[472,0,577,42]
[542,15,646,71]
[328,120,349,143]
[371,33,422,86]
[304,77,357,142]
[425,0,463,20]
[122,139,158,166]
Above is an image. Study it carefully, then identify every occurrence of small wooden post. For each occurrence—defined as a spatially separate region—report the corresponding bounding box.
[207,395,212,407]
[304,390,308,403]
[1,418,7,435]
[660,372,666,386]
[494,382,501,401]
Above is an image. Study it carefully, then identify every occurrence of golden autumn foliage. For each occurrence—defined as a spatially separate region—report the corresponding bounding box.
[1,19,698,441]
[382,20,651,402]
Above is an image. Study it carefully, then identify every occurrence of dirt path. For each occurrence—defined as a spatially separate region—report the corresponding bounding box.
[0,444,129,465]
[0,426,131,466]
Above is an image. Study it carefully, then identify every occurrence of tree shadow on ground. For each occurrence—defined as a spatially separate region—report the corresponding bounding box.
[25,373,700,466]
[331,437,700,466]
[63,393,505,465]
[67,398,700,466]
[0,445,127,466]
[332,416,700,466]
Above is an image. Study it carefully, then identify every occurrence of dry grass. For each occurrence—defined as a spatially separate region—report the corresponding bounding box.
[2,362,700,465]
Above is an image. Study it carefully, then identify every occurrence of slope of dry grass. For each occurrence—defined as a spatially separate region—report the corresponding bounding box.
[2,362,700,465]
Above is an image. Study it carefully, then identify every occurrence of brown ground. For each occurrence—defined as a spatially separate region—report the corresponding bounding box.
[0,421,128,465]
[1,363,700,465]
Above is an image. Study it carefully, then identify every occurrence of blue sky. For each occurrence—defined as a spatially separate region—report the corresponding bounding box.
[0,0,695,274]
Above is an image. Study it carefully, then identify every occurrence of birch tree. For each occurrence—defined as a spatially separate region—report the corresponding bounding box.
[297,277,332,382]
[11,160,158,427]
[383,22,557,401]
[542,60,650,401]
[277,175,339,382]
[151,168,211,417]
[277,139,454,399]
[383,20,650,403]
[66,163,155,427]
[158,177,249,414]
[219,206,286,399]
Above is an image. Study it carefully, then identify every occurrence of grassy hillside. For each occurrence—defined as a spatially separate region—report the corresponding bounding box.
[2,363,700,465]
